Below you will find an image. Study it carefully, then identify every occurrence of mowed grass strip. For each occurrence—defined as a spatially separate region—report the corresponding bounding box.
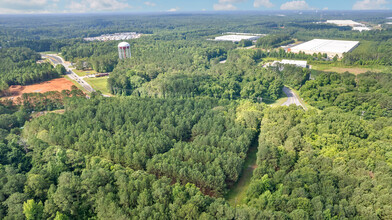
[226,144,258,206]
[84,77,111,95]
[311,63,392,75]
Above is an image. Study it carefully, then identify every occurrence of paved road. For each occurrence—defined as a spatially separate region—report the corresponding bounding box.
[42,54,96,93]
[281,86,306,110]
[44,54,63,65]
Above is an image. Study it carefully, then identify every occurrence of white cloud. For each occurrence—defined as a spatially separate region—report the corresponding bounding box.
[167,7,180,12]
[213,0,246,11]
[68,0,132,12]
[0,7,53,13]
[254,0,274,8]
[280,1,313,10]
[0,0,55,13]
[144,1,156,7]
[1,0,47,6]
[352,0,389,10]
[213,3,238,10]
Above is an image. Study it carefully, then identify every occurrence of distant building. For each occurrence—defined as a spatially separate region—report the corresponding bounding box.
[326,20,364,27]
[215,35,261,42]
[323,20,371,31]
[84,32,142,42]
[118,42,131,59]
[280,60,308,68]
[288,39,359,58]
[265,60,308,69]
[353,27,372,32]
[95,73,110,78]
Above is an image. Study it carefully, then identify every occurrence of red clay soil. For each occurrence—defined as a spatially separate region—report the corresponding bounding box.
[2,78,75,99]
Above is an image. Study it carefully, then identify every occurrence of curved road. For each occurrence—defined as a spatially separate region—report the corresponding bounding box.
[42,54,96,93]
[281,86,307,110]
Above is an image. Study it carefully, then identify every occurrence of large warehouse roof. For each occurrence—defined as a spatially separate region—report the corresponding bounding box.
[289,39,359,58]
[215,35,261,42]
[353,27,372,32]
[326,20,364,27]
[280,60,307,68]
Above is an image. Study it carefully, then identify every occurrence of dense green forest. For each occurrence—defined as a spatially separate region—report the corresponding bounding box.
[61,41,119,73]
[256,34,294,49]
[108,45,309,101]
[342,40,392,65]
[0,12,392,219]
[244,106,392,219]
[0,48,64,93]
[0,96,265,219]
[300,72,392,118]
[23,97,259,196]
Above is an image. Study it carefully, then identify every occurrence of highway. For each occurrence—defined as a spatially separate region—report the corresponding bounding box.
[42,54,96,93]
[281,86,306,110]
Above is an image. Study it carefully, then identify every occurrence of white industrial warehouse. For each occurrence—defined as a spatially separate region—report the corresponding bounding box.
[288,39,360,58]
[353,27,372,32]
[265,60,308,69]
[280,60,308,68]
[215,35,261,42]
[325,20,365,27]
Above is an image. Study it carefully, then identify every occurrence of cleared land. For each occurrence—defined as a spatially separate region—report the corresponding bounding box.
[325,67,373,75]
[226,143,258,206]
[84,77,110,95]
[311,63,389,75]
[2,78,74,99]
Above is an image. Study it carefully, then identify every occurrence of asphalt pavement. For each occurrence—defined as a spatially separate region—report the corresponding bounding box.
[42,54,96,93]
[281,86,306,110]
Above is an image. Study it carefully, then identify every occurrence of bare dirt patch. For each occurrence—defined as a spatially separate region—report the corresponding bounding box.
[2,78,75,99]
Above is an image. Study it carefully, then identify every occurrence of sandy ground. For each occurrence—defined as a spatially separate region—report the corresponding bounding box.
[2,78,75,100]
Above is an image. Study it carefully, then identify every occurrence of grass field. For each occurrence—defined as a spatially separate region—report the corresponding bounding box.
[226,141,258,206]
[84,77,111,95]
[73,69,98,77]
[40,51,59,55]
[311,63,391,75]
[269,96,288,107]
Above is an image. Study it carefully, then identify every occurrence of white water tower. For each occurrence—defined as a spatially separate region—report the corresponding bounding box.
[118,42,131,59]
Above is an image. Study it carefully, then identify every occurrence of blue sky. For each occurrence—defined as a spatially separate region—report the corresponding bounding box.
[0,0,390,14]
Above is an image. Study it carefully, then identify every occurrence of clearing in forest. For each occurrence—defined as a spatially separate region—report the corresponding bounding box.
[311,64,390,75]
[226,141,258,206]
[84,77,111,95]
[2,77,75,100]
[319,67,376,75]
